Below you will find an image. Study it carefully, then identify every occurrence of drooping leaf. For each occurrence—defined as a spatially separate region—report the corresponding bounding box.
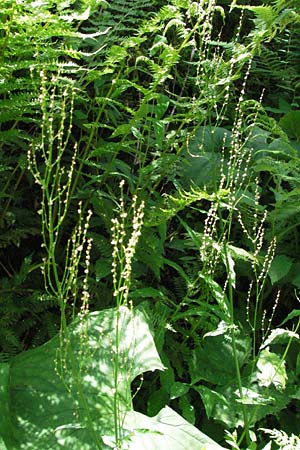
[193,385,227,420]
[145,186,228,227]
[197,274,231,322]
[178,394,196,425]
[260,328,299,349]
[204,321,233,338]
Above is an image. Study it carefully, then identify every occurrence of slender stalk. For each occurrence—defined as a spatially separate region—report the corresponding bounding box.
[224,239,251,446]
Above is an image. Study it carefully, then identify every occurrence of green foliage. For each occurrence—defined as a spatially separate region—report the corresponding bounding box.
[0,305,226,450]
[0,0,90,351]
[240,0,300,109]
[279,110,300,140]
[1,0,300,448]
[188,323,299,429]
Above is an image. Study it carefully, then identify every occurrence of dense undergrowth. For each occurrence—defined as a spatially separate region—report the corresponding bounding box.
[0,0,300,449]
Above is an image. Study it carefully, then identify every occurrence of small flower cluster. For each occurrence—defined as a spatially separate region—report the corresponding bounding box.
[111,181,145,306]
[200,203,223,276]
[27,69,77,243]
[66,203,93,303]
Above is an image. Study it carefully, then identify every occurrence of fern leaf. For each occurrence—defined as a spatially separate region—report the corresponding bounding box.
[145,186,229,227]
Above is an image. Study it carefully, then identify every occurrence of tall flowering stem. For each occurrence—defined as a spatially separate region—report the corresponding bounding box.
[111,180,145,307]
[110,181,145,448]
[27,71,97,441]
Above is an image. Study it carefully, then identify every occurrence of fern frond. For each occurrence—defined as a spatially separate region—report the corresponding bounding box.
[80,0,157,62]
[88,232,112,258]
[146,185,229,227]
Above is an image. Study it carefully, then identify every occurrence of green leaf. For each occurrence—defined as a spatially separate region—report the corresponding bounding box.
[234,387,274,405]
[279,110,300,140]
[204,321,234,338]
[123,406,226,449]
[0,306,165,449]
[195,380,291,429]
[13,254,33,286]
[179,126,231,188]
[178,394,195,425]
[279,309,300,327]
[227,244,257,263]
[111,123,132,138]
[223,246,236,289]
[193,385,226,419]
[257,347,287,390]
[260,328,299,349]
[268,255,293,284]
[153,94,170,119]
[147,388,169,416]
[189,327,251,385]
[163,258,192,286]
[0,438,7,450]
[95,258,112,280]
[170,382,190,400]
[0,364,18,448]
[0,306,225,449]
[130,288,168,301]
[198,274,230,321]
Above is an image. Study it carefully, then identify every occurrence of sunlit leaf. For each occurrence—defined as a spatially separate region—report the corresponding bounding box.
[260,328,299,349]
[0,306,225,449]
[257,347,287,390]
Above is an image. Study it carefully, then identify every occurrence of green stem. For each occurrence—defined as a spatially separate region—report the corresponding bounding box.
[224,243,251,447]
[113,306,121,448]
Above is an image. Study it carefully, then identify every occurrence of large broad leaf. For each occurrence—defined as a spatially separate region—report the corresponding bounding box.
[257,347,287,390]
[268,255,293,284]
[194,379,292,429]
[279,110,300,140]
[0,306,225,450]
[189,323,294,429]
[122,406,224,449]
[189,325,251,385]
[179,126,232,189]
